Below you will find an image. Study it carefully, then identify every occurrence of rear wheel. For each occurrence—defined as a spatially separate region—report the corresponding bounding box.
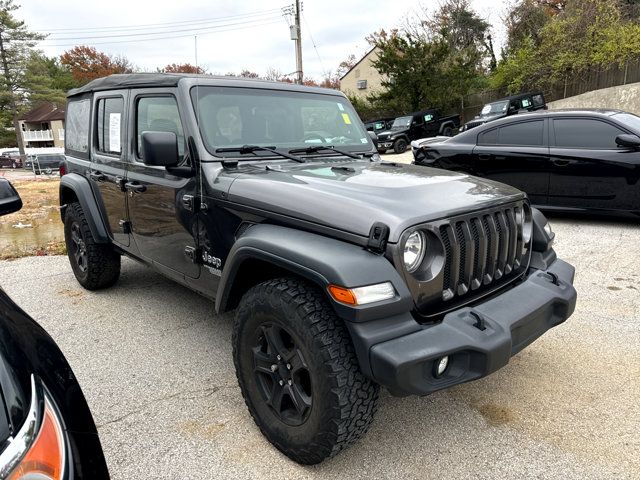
[393,138,408,154]
[233,278,379,465]
[443,126,453,137]
[64,202,121,290]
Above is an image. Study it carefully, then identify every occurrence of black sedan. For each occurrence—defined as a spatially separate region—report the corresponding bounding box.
[0,178,109,479]
[413,109,640,216]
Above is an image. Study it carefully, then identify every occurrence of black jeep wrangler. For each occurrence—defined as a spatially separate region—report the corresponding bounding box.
[60,74,576,465]
[376,109,460,154]
[460,91,546,132]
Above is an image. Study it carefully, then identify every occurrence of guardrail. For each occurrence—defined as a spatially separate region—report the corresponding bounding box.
[22,130,54,141]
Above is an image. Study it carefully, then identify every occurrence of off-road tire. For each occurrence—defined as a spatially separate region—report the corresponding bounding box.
[233,278,379,465]
[64,202,121,290]
[393,138,408,154]
[377,148,387,154]
[443,126,453,137]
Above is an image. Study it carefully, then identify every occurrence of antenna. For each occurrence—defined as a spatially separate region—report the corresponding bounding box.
[194,34,204,212]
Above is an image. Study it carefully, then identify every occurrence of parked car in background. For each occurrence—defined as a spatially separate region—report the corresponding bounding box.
[0,151,22,169]
[364,118,393,134]
[413,109,640,216]
[460,92,546,132]
[25,153,65,174]
[0,178,109,479]
[376,109,460,154]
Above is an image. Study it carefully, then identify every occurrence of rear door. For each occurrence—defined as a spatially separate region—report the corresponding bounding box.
[125,89,200,279]
[472,119,550,205]
[549,117,638,211]
[90,91,130,247]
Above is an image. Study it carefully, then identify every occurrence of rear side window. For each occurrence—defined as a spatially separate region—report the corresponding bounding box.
[96,97,124,155]
[532,94,545,107]
[136,96,185,159]
[497,120,544,146]
[478,128,498,145]
[554,118,624,149]
[65,98,91,156]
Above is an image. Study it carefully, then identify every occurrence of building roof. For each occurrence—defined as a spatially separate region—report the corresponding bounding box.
[339,47,378,81]
[19,101,65,122]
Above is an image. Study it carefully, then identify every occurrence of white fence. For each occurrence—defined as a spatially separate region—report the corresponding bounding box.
[22,129,54,141]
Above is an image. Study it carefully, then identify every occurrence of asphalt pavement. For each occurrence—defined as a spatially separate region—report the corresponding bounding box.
[1,214,638,479]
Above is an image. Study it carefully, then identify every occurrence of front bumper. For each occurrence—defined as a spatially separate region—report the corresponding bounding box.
[356,258,576,396]
[379,141,393,149]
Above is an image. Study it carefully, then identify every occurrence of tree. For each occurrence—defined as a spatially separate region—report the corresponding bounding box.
[160,63,203,74]
[0,0,45,155]
[60,45,133,85]
[24,51,75,105]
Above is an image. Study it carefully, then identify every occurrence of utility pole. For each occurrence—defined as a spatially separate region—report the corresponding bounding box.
[294,0,303,84]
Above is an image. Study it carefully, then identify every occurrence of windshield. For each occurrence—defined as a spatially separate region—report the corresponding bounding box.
[613,112,640,132]
[479,101,509,117]
[190,87,372,157]
[391,116,412,129]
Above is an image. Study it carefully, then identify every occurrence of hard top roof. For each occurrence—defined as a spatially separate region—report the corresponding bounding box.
[487,92,544,104]
[68,73,344,97]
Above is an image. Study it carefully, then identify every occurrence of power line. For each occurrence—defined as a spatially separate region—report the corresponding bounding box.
[39,19,284,47]
[302,12,326,75]
[41,14,282,42]
[37,8,282,33]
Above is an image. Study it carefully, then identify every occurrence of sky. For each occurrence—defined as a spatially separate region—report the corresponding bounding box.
[19,0,509,80]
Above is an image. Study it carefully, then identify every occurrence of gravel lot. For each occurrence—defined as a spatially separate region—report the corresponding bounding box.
[0,215,638,479]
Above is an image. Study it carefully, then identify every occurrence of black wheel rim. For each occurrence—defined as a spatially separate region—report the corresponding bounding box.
[70,222,88,273]
[252,323,313,426]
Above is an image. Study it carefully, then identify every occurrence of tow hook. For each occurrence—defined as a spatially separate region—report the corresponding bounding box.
[542,271,560,286]
[469,311,486,331]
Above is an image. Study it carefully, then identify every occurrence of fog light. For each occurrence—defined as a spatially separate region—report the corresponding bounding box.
[435,356,449,377]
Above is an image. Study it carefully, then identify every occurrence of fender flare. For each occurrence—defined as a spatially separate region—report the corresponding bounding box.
[215,224,413,323]
[439,121,455,134]
[59,173,110,243]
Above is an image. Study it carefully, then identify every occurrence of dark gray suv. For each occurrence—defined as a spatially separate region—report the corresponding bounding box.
[59,73,576,465]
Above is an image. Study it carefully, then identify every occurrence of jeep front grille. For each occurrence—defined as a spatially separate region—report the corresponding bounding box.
[438,203,529,302]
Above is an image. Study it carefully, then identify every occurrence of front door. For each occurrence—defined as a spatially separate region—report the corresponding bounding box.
[125,90,200,279]
[472,119,550,205]
[89,92,130,247]
[549,117,638,211]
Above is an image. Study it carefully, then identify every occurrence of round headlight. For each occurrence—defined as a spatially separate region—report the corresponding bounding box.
[403,231,426,273]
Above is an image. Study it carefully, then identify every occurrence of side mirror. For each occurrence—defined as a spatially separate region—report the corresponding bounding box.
[0,178,22,216]
[367,130,379,148]
[141,131,179,167]
[615,134,640,149]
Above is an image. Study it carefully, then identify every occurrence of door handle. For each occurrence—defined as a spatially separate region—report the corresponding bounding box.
[124,182,147,193]
[552,159,571,167]
[478,154,493,160]
[89,171,106,182]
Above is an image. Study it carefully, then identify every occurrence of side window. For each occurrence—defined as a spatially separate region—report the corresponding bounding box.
[554,118,623,149]
[96,97,124,155]
[532,94,544,107]
[65,98,91,156]
[497,120,544,146]
[136,96,185,159]
[478,128,498,145]
[412,115,424,125]
[521,97,532,109]
[424,114,434,122]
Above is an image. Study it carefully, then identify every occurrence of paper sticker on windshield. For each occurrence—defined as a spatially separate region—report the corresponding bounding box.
[337,103,345,111]
[360,138,368,144]
[109,113,121,153]
[341,113,352,125]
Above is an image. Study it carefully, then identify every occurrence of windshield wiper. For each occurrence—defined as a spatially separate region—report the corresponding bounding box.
[215,145,305,163]
[288,145,362,160]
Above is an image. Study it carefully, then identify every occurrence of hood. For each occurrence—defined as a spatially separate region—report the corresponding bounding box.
[227,161,525,243]
[377,128,408,140]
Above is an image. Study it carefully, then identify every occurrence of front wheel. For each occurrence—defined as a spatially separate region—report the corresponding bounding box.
[393,138,408,154]
[233,278,379,465]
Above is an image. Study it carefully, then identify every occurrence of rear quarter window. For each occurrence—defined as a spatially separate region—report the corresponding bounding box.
[65,98,91,158]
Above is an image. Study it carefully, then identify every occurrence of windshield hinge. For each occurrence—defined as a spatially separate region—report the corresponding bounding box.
[367,222,390,254]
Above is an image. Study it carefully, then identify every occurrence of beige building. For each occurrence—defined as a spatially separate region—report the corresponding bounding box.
[18,101,66,148]
[339,47,386,100]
